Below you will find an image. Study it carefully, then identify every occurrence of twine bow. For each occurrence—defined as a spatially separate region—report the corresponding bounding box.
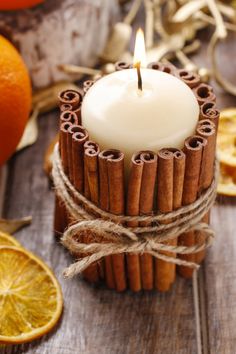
[52,144,217,279]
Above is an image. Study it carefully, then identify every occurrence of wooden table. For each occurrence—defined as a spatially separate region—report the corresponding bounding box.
[1,26,236,354]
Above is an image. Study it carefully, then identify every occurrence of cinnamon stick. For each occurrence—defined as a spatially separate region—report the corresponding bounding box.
[193,83,216,105]
[54,121,73,235]
[59,89,83,109]
[173,150,186,211]
[54,195,66,236]
[147,61,176,76]
[98,151,114,289]
[195,120,216,264]
[65,124,89,233]
[70,126,96,283]
[71,127,89,192]
[84,142,104,279]
[147,62,163,71]
[58,89,84,123]
[60,121,72,175]
[83,140,100,283]
[178,135,207,278]
[200,101,220,129]
[160,63,177,76]
[84,141,100,205]
[177,69,201,88]
[99,149,126,291]
[155,149,173,291]
[60,103,73,112]
[60,110,79,125]
[67,124,86,183]
[115,61,132,71]
[126,152,144,292]
[107,150,126,292]
[197,120,216,192]
[139,151,157,290]
[83,80,95,94]
[57,111,78,233]
[155,148,185,291]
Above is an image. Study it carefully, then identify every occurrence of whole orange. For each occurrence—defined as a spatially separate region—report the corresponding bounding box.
[0,0,44,10]
[0,36,32,165]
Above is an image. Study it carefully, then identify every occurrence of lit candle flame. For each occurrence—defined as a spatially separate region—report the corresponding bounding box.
[133,28,146,68]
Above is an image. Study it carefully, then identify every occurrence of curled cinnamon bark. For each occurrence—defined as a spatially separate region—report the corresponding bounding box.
[156,149,174,291]
[107,150,126,292]
[71,126,89,191]
[115,61,132,71]
[59,89,83,109]
[195,120,216,264]
[177,69,201,89]
[193,83,216,105]
[58,89,84,123]
[139,151,157,290]
[178,135,207,278]
[54,121,73,235]
[60,110,79,125]
[83,80,95,94]
[60,103,73,112]
[60,121,72,175]
[147,61,176,75]
[147,62,163,71]
[68,125,88,183]
[83,140,100,283]
[84,141,100,206]
[200,101,220,129]
[155,148,185,291]
[173,149,186,211]
[98,151,114,287]
[197,120,216,192]
[99,149,126,291]
[66,125,89,241]
[160,63,177,75]
[126,152,144,292]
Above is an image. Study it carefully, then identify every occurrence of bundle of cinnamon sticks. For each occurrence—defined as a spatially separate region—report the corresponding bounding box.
[54,62,219,292]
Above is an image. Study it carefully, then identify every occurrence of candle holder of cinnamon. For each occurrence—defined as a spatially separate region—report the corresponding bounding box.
[53,62,219,292]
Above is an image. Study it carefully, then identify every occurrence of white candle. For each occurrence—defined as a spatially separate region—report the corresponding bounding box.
[81,31,199,170]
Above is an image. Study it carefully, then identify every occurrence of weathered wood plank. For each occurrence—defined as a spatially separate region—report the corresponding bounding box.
[205,197,236,354]
[195,29,236,354]
[1,111,198,354]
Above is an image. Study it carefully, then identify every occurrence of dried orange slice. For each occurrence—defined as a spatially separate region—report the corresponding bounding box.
[217,163,236,196]
[0,231,21,247]
[217,108,236,166]
[218,108,236,135]
[0,246,63,344]
[217,134,236,167]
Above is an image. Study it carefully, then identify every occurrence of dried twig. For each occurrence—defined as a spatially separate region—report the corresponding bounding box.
[206,0,227,39]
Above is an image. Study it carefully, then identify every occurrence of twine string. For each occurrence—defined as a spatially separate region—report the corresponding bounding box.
[52,143,217,279]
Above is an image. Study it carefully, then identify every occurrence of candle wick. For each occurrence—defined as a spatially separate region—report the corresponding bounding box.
[135,62,142,91]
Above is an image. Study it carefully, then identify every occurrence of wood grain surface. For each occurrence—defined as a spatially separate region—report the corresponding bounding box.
[1,16,236,354]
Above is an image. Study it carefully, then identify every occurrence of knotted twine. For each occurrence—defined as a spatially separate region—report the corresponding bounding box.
[52,143,217,279]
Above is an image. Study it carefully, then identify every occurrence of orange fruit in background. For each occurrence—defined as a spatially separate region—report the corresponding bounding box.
[0,0,44,10]
[0,35,32,165]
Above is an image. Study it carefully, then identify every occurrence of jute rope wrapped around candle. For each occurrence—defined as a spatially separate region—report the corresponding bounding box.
[52,143,217,279]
